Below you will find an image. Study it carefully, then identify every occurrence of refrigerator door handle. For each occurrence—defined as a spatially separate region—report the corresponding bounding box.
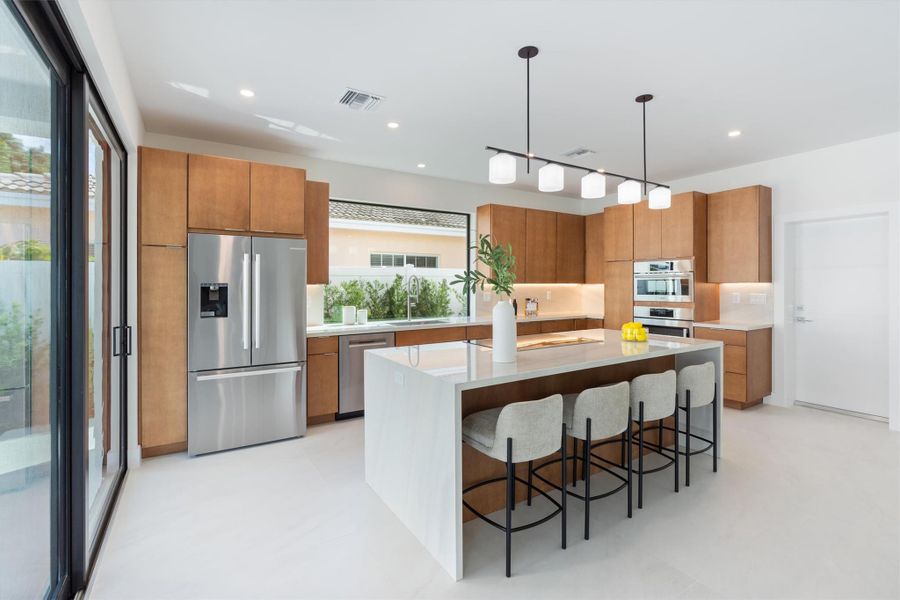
[196,365,303,382]
[242,253,250,350]
[254,252,261,349]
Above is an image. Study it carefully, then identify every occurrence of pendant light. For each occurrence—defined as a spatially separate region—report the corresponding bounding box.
[538,162,564,192]
[489,152,516,184]
[581,171,606,199]
[625,93,671,209]
[617,179,641,204]
[648,186,672,209]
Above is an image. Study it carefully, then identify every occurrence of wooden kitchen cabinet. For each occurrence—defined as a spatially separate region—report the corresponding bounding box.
[584,212,605,283]
[250,162,305,235]
[603,204,634,261]
[556,213,584,283]
[304,180,330,284]
[603,261,633,330]
[466,325,492,340]
[585,318,604,329]
[707,185,772,283]
[307,351,339,419]
[139,147,187,247]
[526,209,557,283]
[394,326,467,346]
[139,245,187,456]
[516,321,542,336]
[633,201,662,260]
[477,204,527,281]
[188,154,250,232]
[540,319,576,334]
[693,325,772,409]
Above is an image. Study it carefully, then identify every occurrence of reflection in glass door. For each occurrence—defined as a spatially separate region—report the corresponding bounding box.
[0,2,59,598]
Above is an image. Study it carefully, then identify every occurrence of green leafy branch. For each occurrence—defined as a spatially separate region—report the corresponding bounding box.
[451,234,516,298]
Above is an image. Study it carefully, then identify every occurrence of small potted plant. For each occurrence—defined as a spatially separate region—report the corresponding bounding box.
[452,234,517,362]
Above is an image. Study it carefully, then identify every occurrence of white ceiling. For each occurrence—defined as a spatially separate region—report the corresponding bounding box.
[109,0,899,197]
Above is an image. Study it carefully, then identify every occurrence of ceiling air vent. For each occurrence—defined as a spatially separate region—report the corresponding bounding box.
[561,147,596,158]
[337,87,385,111]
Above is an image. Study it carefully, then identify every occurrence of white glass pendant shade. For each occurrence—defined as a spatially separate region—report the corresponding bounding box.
[538,162,564,192]
[648,186,672,209]
[617,179,642,204]
[581,172,607,199]
[488,152,516,184]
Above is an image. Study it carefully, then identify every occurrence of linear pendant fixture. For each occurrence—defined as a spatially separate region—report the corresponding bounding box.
[485,46,670,206]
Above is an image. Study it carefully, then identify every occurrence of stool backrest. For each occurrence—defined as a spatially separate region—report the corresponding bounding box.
[496,394,563,463]
[678,362,716,408]
[570,381,630,441]
[630,370,677,421]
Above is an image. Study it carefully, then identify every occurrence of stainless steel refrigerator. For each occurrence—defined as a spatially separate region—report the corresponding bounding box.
[187,233,307,456]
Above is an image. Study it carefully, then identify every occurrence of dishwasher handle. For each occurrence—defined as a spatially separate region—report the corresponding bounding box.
[346,340,391,349]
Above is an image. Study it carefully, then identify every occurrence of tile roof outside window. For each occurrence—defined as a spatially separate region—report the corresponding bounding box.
[330,200,466,230]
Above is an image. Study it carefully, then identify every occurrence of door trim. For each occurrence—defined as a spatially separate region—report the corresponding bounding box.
[776,202,900,431]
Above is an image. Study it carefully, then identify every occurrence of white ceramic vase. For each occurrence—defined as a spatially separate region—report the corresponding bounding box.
[492,298,517,363]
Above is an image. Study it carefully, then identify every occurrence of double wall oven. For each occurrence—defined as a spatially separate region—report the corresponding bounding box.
[633,259,695,337]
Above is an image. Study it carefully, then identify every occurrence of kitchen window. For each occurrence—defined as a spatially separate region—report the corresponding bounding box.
[370,253,439,269]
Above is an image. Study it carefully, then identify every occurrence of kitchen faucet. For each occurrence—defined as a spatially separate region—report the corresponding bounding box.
[407,274,420,321]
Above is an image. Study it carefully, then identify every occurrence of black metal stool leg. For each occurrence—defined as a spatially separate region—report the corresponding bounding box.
[627,407,633,518]
[584,418,591,540]
[638,401,644,510]
[505,437,513,578]
[560,423,567,550]
[571,439,578,485]
[713,383,718,473]
[673,399,679,493]
[527,460,534,506]
[657,419,663,452]
[620,429,627,468]
[685,391,691,487]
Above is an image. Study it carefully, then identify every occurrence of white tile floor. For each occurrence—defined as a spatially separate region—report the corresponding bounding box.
[87,405,899,599]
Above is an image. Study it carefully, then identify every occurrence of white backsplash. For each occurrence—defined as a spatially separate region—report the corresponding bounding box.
[719,283,774,323]
[475,284,604,318]
[307,285,325,326]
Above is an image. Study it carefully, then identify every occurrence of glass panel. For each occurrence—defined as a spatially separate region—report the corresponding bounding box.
[0,3,56,597]
[323,201,468,322]
[86,111,121,547]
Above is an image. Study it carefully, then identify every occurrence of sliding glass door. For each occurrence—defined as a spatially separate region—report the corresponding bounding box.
[0,2,63,597]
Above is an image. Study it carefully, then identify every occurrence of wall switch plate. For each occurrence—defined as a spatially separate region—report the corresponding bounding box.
[731,293,741,304]
[749,293,768,305]
[546,290,552,301]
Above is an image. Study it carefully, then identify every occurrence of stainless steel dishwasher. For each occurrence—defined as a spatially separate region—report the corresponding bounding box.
[338,331,395,418]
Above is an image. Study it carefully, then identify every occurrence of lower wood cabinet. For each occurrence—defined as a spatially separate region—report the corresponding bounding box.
[394,326,467,346]
[139,245,187,456]
[585,318,604,329]
[540,319,576,334]
[307,352,338,418]
[516,321,542,336]
[466,325,492,340]
[693,326,772,409]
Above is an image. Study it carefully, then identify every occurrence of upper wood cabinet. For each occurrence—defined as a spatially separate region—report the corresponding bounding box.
[603,204,634,261]
[250,163,305,235]
[188,154,250,232]
[525,209,557,283]
[584,212,605,283]
[556,213,585,283]
[305,180,330,285]
[707,185,772,283]
[139,147,187,246]
[477,204,527,281]
[633,201,662,260]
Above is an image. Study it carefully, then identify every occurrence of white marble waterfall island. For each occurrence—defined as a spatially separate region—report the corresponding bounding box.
[363,330,724,580]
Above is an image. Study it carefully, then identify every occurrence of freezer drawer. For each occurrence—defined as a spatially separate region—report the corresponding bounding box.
[188,363,306,456]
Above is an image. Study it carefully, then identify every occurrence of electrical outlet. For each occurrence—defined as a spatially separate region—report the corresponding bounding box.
[749,293,768,305]
[546,290,552,301]
[731,293,741,304]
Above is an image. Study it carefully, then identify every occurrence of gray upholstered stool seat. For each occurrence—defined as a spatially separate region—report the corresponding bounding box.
[630,370,679,509]
[676,361,718,486]
[461,395,567,577]
[544,381,632,539]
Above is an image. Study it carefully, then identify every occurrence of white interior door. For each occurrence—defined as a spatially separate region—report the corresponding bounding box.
[791,214,889,418]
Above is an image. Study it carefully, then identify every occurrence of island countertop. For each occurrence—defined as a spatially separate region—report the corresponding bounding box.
[366,329,723,391]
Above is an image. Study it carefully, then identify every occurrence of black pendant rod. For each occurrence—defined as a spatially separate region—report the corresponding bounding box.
[635,93,654,197]
[485,145,669,189]
[518,46,539,173]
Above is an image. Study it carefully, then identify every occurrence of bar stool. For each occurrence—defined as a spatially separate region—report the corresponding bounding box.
[461,395,567,578]
[532,382,632,540]
[677,362,718,486]
[630,370,678,509]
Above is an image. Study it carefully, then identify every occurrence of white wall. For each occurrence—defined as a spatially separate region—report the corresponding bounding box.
[666,133,900,430]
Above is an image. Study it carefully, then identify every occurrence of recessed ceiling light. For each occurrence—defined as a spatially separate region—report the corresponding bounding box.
[387,122,400,129]
[240,89,255,98]
[416,163,426,168]
[728,130,741,137]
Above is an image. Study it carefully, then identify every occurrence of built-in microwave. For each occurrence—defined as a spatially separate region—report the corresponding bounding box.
[633,259,694,303]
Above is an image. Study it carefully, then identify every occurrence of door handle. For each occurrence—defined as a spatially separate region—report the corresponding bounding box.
[196,365,303,382]
[254,253,261,349]
[242,253,250,350]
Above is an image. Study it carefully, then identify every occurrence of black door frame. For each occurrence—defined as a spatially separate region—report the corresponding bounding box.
[7,1,130,598]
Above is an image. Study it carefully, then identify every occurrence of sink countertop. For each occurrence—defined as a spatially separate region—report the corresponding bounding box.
[695,320,773,332]
[306,313,604,338]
